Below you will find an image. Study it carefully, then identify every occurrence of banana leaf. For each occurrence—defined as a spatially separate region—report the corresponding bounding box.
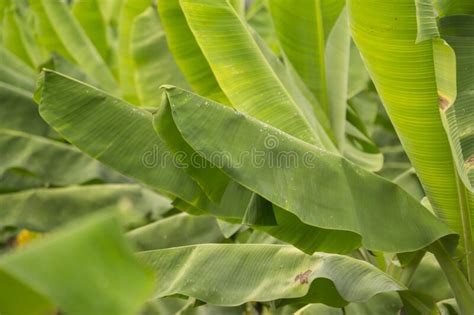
[138,244,404,306]
[162,86,454,253]
[131,7,189,108]
[157,0,229,104]
[117,0,150,103]
[71,0,109,62]
[179,0,325,148]
[348,0,467,246]
[0,212,153,315]
[128,213,224,251]
[30,0,118,94]
[36,71,366,255]
[0,129,122,189]
[0,184,171,231]
[35,70,204,204]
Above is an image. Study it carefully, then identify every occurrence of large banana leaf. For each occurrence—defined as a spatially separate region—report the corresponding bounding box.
[348,0,466,245]
[415,0,474,195]
[179,0,325,148]
[0,184,171,231]
[35,70,204,204]
[157,89,365,254]
[128,213,224,251]
[162,86,454,253]
[0,129,124,190]
[35,71,359,254]
[138,244,404,306]
[434,14,474,287]
[29,0,118,95]
[0,212,153,315]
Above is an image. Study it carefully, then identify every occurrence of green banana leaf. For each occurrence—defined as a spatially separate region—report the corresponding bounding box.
[0,46,50,136]
[0,184,171,231]
[34,71,350,254]
[30,0,118,95]
[163,85,454,253]
[256,206,359,254]
[292,293,404,314]
[117,0,150,104]
[0,46,35,92]
[128,213,224,251]
[176,195,359,254]
[436,15,474,193]
[415,0,440,43]
[345,292,402,314]
[154,91,230,202]
[0,212,153,315]
[268,2,380,165]
[268,0,344,111]
[0,83,50,137]
[157,0,229,104]
[0,70,33,101]
[348,0,466,245]
[0,129,122,189]
[131,7,189,108]
[347,42,371,99]
[0,268,55,315]
[410,253,453,302]
[35,70,204,204]
[97,0,124,26]
[325,8,350,148]
[157,89,363,254]
[48,53,98,87]
[246,0,279,54]
[435,0,474,16]
[179,0,324,148]
[138,244,404,306]
[2,4,45,68]
[344,103,384,172]
[71,0,110,62]
[251,31,336,151]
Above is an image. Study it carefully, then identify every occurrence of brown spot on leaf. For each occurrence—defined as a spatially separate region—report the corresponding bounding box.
[466,156,474,168]
[294,269,312,284]
[438,95,450,110]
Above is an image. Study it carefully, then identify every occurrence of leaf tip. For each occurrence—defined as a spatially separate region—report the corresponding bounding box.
[160,84,177,91]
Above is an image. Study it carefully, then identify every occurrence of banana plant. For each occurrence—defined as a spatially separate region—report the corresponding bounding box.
[0,0,473,314]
